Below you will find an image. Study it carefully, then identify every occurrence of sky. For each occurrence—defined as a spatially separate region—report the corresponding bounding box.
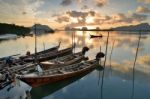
[0,0,150,29]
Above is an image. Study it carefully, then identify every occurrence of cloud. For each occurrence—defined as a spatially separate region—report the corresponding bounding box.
[137,54,150,66]
[66,10,90,24]
[60,0,72,6]
[136,6,150,13]
[0,0,45,26]
[53,9,148,29]
[131,13,148,22]
[95,0,107,7]
[89,11,96,16]
[66,10,88,18]
[77,0,82,4]
[55,16,70,23]
[92,12,148,27]
[81,5,89,10]
[123,54,150,74]
[110,13,147,24]
[138,0,150,4]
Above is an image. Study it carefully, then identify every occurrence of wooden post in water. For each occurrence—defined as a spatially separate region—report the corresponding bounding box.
[72,31,74,54]
[99,46,101,65]
[109,39,115,75]
[98,32,102,85]
[43,42,45,51]
[34,24,37,62]
[132,31,141,99]
[101,31,110,99]
[74,31,76,54]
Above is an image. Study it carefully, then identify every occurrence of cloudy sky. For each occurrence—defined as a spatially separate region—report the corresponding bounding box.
[0,0,150,29]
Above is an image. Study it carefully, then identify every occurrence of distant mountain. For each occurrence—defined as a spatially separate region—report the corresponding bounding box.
[112,23,150,31]
[31,24,54,33]
[0,23,30,35]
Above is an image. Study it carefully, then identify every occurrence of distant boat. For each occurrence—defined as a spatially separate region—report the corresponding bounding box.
[0,34,18,40]
[90,34,103,38]
[17,59,103,87]
[22,33,33,37]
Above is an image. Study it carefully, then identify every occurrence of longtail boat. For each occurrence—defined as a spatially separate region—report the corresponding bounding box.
[40,46,89,70]
[0,44,60,70]
[0,47,89,75]
[19,43,61,60]
[21,47,73,62]
[31,66,99,99]
[40,54,85,70]
[17,52,104,87]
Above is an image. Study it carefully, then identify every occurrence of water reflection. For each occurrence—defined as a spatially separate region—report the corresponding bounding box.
[0,31,150,99]
[0,80,31,99]
[31,69,96,99]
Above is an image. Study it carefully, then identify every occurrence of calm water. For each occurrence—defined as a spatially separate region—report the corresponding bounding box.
[0,31,150,99]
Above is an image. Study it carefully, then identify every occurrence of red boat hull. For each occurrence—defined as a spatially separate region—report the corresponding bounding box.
[19,63,97,87]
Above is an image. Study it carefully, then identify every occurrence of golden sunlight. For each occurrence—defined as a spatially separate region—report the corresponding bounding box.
[71,18,78,23]
[86,17,94,23]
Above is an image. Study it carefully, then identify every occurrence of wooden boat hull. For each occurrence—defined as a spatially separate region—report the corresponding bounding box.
[23,47,73,62]
[31,68,94,99]
[18,60,103,87]
[41,55,85,70]
[19,45,59,60]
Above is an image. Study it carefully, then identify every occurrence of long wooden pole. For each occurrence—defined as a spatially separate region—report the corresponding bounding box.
[34,24,37,62]
[132,31,141,99]
[101,31,110,99]
[109,40,115,75]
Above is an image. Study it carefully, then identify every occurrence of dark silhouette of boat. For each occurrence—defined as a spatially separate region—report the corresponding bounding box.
[90,34,103,38]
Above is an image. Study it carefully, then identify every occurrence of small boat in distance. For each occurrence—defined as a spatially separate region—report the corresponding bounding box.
[17,52,104,87]
[90,34,103,38]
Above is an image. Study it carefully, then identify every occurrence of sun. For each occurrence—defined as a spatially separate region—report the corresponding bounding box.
[75,25,97,30]
[71,17,78,23]
[86,17,94,23]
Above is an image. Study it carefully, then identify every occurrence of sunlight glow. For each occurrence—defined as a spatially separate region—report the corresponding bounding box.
[86,17,94,23]
[71,18,78,23]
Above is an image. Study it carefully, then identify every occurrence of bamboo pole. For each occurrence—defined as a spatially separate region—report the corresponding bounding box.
[132,31,141,99]
[100,31,110,99]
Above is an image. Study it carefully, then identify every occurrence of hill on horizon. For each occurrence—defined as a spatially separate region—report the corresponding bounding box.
[112,23,150,31]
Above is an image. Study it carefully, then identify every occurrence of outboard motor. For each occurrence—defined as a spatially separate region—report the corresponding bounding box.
[26,51,31,56]
[96,52,105,61]
[82,46,89,55]
[95,52,105,70]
